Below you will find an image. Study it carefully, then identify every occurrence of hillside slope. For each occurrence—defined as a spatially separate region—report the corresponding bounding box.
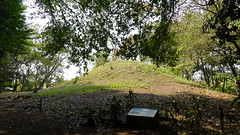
[1,61,239,134]
[47,60,234,101]
[39,61,238,134]
[65,60,173,89]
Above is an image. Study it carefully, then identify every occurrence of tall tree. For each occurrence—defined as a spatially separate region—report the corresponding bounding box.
[0,0,31,59]
[173,12,214,80]
[0,0,32,92]
[204,0,240,94]
[173,1,240,94]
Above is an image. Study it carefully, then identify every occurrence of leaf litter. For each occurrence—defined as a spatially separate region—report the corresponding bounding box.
[0,83,239,135]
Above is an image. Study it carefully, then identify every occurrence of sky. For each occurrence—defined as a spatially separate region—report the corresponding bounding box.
[23,0,83,80]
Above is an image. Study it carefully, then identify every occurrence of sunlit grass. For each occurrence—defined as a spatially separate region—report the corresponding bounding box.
[41,60,205,97]
[37,85,109,96]
[38,82,149,97]
[173,77,206,88]
[109,82,149,90]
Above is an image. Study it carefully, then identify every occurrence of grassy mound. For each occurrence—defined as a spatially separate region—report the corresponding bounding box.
[37,60,199,96]
[2,61,238,135]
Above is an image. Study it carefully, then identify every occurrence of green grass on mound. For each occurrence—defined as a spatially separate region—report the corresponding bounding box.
[37,85,108,96]
[38,60,200,96]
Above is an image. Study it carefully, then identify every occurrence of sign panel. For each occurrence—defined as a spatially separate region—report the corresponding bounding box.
[127,108,158,118]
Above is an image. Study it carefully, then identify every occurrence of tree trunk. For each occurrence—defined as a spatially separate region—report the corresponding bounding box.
[0,81,4,93]
[202,66,211,87]
[20,75,26,92]
[13,77,18,92]
[212,79,220,90]
[222,78,226,93]
[234,79,240,95]
[228,64,240,95]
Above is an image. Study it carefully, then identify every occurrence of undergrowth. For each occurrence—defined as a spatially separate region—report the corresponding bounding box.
[34,90,239,134]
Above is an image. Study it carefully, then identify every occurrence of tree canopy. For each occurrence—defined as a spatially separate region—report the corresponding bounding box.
[32,0,240,94]
[0,0,239,94]
[204,0,240,94]
[36,0,179,67]
[0,0,64,93]
[0,0,32,92]
[0,0,32,60]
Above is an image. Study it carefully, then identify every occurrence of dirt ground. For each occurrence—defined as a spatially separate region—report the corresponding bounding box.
[0,83,239,135]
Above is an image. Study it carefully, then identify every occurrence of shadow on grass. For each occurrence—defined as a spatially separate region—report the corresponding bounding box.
[116,92,238,135]
[1,87,239,135]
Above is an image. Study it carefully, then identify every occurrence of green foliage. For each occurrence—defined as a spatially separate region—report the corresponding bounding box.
[84,106,95,112]
[161,100,180,119]
[173,77,205,88]
[185,109,200,123]
[0,1,64,93]
[0,0,32,92]
[174,12,213,80]
[172,9,240,95]
[35,0,179,69]
[140,23,178,67]
[72,77,78,85]
[162,105,175,120]
[14,43,65,93]
[136,62,174,76]
[231,95,240,107]
[10,0,238,96]
[0,0,32,59]
[37,85,108,96]
[146,101,159,109]
[94,53,109,67]
[204,0,240,94]
[95,106,108,121]
[124,90,137,108]
[107,95,123,125]
[184,96,206,125]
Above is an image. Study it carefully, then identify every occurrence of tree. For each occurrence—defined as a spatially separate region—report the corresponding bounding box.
[175,0,240,94]
[15,43,65,93]
[0,0,31,59]
[0,54,15,92]
[31,51,64,93]
[173,12,213,80]
[35,0,179,68]
[203,0,240,94]
[0,0,32,92]
[33,0,240,94]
